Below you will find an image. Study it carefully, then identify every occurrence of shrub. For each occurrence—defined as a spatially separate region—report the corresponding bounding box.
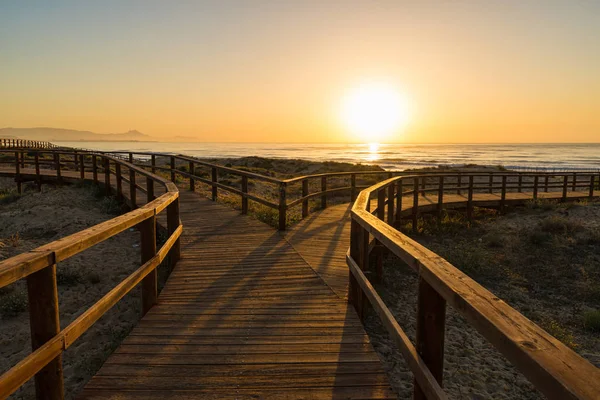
[57,269,83,286]
[540,318,578,349]
[583,310,600,332]
[0,289,28,318]
[529,230,552,245]
[539,216,582,234]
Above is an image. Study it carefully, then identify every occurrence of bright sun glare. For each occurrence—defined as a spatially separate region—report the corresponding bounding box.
[340,82,410,143]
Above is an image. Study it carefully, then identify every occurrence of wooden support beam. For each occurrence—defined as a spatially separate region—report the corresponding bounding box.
[351,173,357,201]
[412,178,419,232]
[146,177,154,203]
[321,176,327,209]
[129,168,137,209]
[562,175,568,201]
[301,179,309,218]
[467,176,474,222]
[387,183,395,225]
[26,264,64,400]
[533,176,538,200]
[437,176,444,223]
[211,167,217,201]
[35,152,41,191]
[167,197,181,266]
[115,163,122,201]
[241,176,248,215]
[54,153,61,182]
[188,161,195,191]
[140,214,157,316]
[395,179,403,224]
[500,175,507,211]
[278,183,287,231]
[92,155,98,185]
[151,154,156,174]
[170,156,176,182]
[79,155,85,180]
[104,158,111,196]
[414,277,446,400]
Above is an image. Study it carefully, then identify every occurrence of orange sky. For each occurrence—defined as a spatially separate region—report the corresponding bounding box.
[1,2,599,143]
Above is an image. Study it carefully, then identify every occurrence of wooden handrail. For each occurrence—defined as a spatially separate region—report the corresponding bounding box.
[2,148,599,232]
[348,175,600,400]
[0,151,182,399]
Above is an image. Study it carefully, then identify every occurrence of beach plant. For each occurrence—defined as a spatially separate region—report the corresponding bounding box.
[57,269,83,286]
[0,289,28,318]
[0,188,21,205]
[7,232,21,247]
[539,216,583,234]
[583,310,600,332]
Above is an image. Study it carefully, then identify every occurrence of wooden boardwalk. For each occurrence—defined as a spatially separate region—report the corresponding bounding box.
[78,190,395,399]
[0,167,593,399]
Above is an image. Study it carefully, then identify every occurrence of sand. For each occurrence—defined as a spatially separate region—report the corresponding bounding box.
[365,199,600,399]
[0,178,140,399]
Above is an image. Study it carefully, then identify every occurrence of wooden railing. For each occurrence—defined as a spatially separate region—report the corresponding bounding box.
[0,138,57,149]
[3,148,599,232]
[347,172,600,400]
[0,151,182,399]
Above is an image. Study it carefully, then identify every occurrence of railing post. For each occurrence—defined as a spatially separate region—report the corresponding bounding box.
[104,158,111,195]
[562,175,568,201]
[189,161,195,191]
[278,182,287,231]
[54,153,61,182]
[572,172,577,191]
[21,149,25,168]
[518,173,523,193]
[170,156,176,182]
[146,176,154,203]
[211,167,217,201]
[375,189,386,282]
[533,175,538,200]
[302,179,309,218]
[437,176,444,222]
[15,151,22,194]
[140,213,157,316]
[73,151,78,172]
[128,152,133,163]
[26,262,64,399]
[321,176,327,209]
[167,197,181,265]
[489,173,493,194]
[395,179,403,224]
[387,182,394,225]
[412,177,419,232]
[467,176,474,222]
[544,175,549,192]
[129,167,137,209]
[351,173,356,201]
[79,155,85,180]
[115,163,123,201]
[457,172,462,195]
[34,152,41,191]
[92,155,98,185]
[349,218,369,319]
[414,277,446,400]
[500,175,507,212]
[589,175,595,199]
[151,154,156,174]
[241,176,248,214]
[377,189,385,221]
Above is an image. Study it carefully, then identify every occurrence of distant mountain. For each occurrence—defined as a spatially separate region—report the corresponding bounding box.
[0,127,157,142]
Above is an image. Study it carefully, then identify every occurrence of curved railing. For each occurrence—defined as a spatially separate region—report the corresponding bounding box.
[0,151,182,399]
[347,174,600,400]
[0,138,57,149]
[7,148,597,230]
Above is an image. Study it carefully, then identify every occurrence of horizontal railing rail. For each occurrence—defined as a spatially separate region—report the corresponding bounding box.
[3,147,599,231]
[0,151,182,399]
[348,173,600,400]
[0,138,57,149]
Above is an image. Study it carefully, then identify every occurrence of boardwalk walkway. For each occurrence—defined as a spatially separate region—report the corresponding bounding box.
[79,190,395,399]
[0,167,593,399]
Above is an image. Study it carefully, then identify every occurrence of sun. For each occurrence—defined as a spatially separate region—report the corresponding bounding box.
[340,82,410,143]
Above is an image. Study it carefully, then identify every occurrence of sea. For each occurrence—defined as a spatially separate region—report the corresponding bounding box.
[56,142,600,172]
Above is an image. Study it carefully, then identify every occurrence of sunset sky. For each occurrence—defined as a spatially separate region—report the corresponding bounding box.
[1,1,599,143]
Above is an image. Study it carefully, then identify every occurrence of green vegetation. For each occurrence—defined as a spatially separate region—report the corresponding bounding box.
[0,288,28,318]
[583,310,600,332]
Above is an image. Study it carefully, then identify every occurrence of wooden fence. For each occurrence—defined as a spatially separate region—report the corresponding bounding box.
[2,148,599,231]
[0,152,182,399]
[347,173,600,400]
[0,138,57,149]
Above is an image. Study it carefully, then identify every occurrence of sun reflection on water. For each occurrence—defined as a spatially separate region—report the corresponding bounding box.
[366,142,380,162]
